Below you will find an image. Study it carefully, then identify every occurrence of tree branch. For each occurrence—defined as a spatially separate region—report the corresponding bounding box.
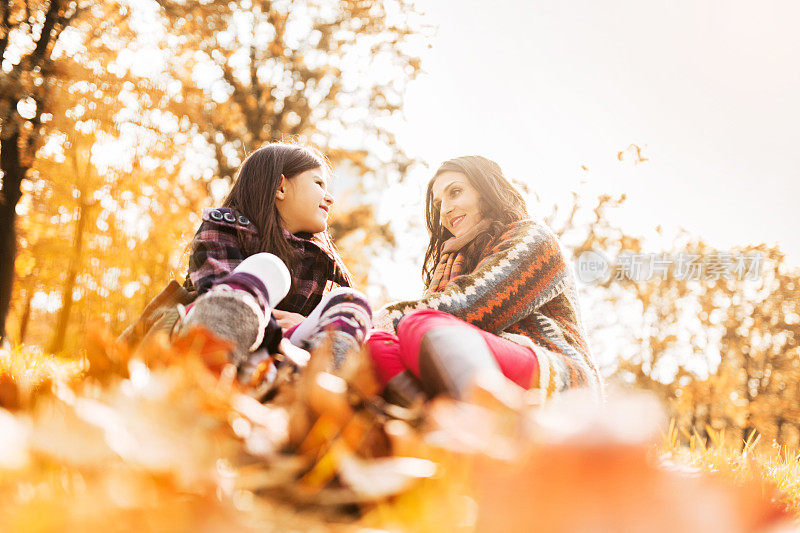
[28,0,62,68]
[0,1,12,61]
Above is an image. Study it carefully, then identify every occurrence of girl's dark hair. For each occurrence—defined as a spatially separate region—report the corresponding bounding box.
[422,155,528,285]
[223,141,353,287]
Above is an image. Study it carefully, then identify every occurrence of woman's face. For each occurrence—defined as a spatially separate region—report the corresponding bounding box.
[275,167,333,234]
[431,171,483,238]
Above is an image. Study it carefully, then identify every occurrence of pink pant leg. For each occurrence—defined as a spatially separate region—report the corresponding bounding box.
[366,331,406,386]
[396,309,539,389]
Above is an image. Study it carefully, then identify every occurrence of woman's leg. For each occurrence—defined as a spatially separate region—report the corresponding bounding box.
[366,331,406,386]
[366,331,426,407]
[396,309,540,389]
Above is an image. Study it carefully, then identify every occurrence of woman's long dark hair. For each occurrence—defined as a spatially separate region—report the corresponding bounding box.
[222,142,353,287]
[422,155,528,286]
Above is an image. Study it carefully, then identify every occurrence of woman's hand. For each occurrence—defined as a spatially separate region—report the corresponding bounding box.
[272,309,306,331]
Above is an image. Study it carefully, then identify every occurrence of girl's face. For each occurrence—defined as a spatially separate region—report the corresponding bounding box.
[431,171,483,238]
[275,167,333,234]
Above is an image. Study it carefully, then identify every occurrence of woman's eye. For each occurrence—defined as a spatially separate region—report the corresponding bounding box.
[450,188,462,197]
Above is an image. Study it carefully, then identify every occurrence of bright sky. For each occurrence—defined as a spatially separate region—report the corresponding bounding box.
[387,0,800,286]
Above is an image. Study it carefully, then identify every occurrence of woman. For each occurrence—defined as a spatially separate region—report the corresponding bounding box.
[368,155,602,403]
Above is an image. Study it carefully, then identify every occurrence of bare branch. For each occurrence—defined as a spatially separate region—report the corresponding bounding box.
[0,1,12,60]
[28,0,62,67]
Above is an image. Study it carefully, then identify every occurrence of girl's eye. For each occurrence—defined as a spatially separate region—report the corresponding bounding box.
[450,188,462,197]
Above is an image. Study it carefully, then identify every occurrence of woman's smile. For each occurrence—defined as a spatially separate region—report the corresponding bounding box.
[450,214,465,228]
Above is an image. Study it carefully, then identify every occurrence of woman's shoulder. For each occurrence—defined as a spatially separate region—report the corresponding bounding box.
[494,218,559,246]
[477,218,566,266]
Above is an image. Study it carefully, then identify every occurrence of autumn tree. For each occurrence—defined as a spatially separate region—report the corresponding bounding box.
[156,0,423,178]
[664,243,800,446]
[0,1,133,342]
[538,187,800,447]
[8,73,208,352]
[2,1,206,351]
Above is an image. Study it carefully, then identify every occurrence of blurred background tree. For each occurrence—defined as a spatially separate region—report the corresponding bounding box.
[536,189,800,447]
[0,0,128,342]
[0,0,202,352]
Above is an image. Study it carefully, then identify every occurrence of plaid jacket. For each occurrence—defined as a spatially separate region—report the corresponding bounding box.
[183,207,350,316]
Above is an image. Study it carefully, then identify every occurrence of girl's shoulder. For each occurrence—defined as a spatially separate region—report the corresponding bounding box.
[184,207,259,294]
[192,207,260,252]
[200,207,258,235]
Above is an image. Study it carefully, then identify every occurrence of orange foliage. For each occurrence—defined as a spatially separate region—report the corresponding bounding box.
[1,327,794,531]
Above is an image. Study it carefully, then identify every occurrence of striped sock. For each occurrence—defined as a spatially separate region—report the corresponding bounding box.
[217,272,272,313]
[298,288,372,369]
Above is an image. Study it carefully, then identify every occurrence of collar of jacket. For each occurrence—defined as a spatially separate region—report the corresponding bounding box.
[281,228,350,287]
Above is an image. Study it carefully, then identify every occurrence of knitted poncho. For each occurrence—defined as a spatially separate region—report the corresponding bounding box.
[374,219,602,397]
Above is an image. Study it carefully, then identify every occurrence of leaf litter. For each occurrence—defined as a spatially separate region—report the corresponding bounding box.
[0,324,794,532]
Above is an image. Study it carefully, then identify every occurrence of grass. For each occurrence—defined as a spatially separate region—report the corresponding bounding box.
[661,418,800,518]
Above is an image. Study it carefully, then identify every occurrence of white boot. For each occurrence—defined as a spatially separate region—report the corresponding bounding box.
[177,253,291,367]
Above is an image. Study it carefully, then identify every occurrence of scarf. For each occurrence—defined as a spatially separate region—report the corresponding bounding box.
[424,219,492,295]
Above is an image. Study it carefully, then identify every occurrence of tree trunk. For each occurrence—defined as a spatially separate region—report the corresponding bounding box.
[0,131,25,343]
[17,288,32,344]
[48,196,88,353]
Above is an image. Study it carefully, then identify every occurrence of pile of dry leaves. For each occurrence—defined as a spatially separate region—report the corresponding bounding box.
[0,324,793,532]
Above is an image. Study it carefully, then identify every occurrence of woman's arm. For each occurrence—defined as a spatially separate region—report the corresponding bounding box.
[375,220,570,335]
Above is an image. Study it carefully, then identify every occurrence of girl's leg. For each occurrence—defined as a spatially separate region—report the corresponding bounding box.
[396,309,540,390]
[289,287,373,370]
[178,253,290,379]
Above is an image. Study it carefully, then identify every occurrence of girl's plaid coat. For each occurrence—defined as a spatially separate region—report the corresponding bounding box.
[183,207,349,316]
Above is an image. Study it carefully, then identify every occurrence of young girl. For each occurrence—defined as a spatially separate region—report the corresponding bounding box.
[368,156,602,404]
[179,142,372,380]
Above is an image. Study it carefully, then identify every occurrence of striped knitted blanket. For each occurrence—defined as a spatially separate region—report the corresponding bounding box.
[374,219,602,397]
